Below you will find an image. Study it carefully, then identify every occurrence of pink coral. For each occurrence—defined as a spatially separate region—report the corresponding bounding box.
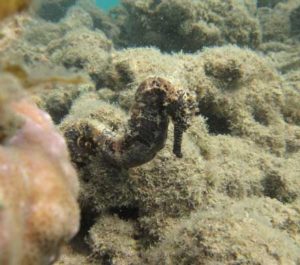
[0,83,80,265]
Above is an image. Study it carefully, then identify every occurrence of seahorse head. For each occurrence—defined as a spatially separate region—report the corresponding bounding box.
[166,89,198,157]
[167,89,198,131]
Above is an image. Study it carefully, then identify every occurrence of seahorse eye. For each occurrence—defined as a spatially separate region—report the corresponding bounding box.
[151,80,160,88]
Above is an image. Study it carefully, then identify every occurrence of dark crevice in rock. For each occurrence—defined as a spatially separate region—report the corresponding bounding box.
[109,206,139,220]
[290,5,300,37]
[257,0,287,8]
[70,208,98,255]
[262,171,297,203]
[37,0,77,22]
[199,103,231,135]
[252,109,269,126]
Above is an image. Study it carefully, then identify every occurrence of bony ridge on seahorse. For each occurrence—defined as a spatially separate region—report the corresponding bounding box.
[68,77,198,168]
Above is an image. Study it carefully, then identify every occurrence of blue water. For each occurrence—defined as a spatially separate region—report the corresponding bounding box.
[96,0,120,11]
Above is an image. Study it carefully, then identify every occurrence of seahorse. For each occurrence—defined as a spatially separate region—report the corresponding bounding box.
[66,77,197,168]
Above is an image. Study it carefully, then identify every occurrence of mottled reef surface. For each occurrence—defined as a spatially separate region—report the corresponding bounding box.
[1,0,300,264]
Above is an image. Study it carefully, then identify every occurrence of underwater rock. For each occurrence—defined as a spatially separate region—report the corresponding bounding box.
[77,0,120,41]
[87,215,141,265]
[257,0,287,8]
[116,0,261,52]
[56,45,300,257]
[0,74,80,265]
[61,5,94,30]
[36,83,93,124]
[36,0,76,22]
[1,4,107,81]
[143,197,300,264]
[290,4,300,37]
[263,42,300,73]
[258,0,300,42]
[49,27,113,89]
[1,3,299,263]
[193,46,287,155]
[55,247,98,265]
[35,0,120,41]
[109,46,296,156]
[15,8,118,90]
[258,7,290,42]
[0,14,30,54]
[22,6,94,47]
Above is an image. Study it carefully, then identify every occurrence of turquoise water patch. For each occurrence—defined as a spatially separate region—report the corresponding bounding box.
[96,0,120,11]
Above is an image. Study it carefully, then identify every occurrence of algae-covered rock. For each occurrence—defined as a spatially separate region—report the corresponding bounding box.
[36,0,76,22]
[3,7,113,91]
[258,0,300,42]
[77,0,120,41]
[87,215,141,265]
[0,1,299,264]
[116,0,261,52]
[257,0,287,7]
[290,4,300,37]
[49,27,113,89]
[37,83,93,124]
[192,46,286,155]
[143,197,300,265]
[53,42,299,259]
[106,45,296,156]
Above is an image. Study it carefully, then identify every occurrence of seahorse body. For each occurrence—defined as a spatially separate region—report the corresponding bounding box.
[93,77,197,168]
